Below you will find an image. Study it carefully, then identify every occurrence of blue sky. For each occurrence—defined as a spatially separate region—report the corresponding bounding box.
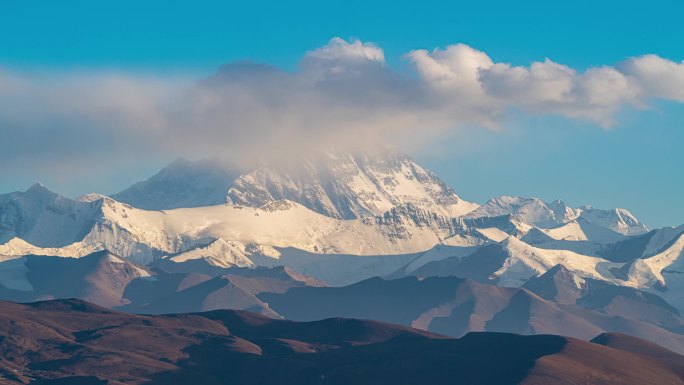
[2,1,682,70]
[1,1,683,227]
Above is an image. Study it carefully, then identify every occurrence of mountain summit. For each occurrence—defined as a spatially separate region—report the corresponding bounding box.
[109,150,479,219]
[227,150,479,219]
[112,157,241,210]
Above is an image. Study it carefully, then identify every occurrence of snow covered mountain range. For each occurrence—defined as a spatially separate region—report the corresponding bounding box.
[1,149,683,332]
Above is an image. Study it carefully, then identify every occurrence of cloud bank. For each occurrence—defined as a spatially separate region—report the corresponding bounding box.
[1,37,684,174]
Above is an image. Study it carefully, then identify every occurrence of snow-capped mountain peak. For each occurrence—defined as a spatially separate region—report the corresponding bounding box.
[77,193,108,203]
[227,150,479,220]
[112,157,241,210]
[464,196,648,237]
[23,182,60,202]
[0,184,100,248]
[465,196,579,228]
[578,206,649,236]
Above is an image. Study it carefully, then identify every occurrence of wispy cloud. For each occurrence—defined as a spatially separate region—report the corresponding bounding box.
[1,37,683,176]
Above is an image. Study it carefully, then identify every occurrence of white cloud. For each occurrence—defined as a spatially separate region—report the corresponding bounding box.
[407,44,492,96]
[480,60,576,104]
[578,66,641,106]
[620,54,684,101]
[305,37,385,63]
[0,37,683,177]
[407,44,679,127]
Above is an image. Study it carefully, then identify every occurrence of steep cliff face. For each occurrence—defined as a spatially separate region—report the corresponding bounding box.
[227,151,479,219]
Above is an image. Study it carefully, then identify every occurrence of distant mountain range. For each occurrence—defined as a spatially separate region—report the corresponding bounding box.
[0,298,682,385]
[1,248,683,354]
[1,148,683,357]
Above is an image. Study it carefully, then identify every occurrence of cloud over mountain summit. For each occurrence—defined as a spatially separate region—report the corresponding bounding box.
[1,37,684,177]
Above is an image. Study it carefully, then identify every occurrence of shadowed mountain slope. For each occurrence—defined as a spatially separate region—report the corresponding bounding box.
[261,275,684,354]
[111,157,241,210]
[0,299,683,385]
